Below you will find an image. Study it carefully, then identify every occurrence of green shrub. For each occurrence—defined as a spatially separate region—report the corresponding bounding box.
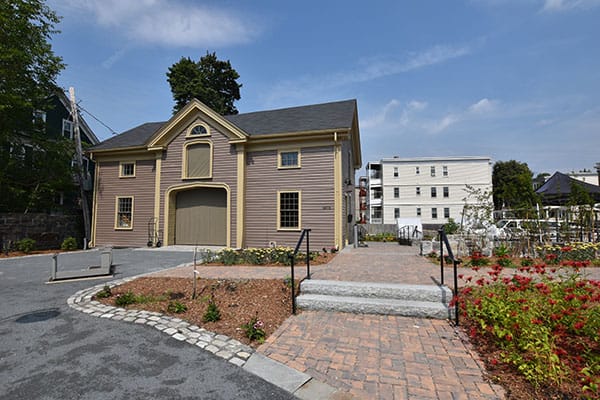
[115,291,136,306]
[60,236,78,251]
[218,248,241,265]
[95,285,112,299]
[241,314,266,342]
[167,301,188,314]
[443,218,461,235]
[202,301,221,322]
[16,238,36,253]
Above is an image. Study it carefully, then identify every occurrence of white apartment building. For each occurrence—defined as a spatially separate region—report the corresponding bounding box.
[365,156,493,226]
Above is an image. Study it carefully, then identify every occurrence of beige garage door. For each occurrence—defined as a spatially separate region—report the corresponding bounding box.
[175,188,227,245]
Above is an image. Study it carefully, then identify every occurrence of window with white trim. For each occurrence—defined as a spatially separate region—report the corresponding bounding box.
[416,187,421,196]
[431,187,437,198]
[416,207,421,216]
[443,186,449,198]
[278,191,300,230]
[393,167,398,178]
[119,162,135,177]
[62,119,73,139]
[116,197,133,229]
[443,165,448,176]
[430,166,436,177]
[444,207,450,218]
[278,150,300,168]
[394,187,399,198]
[432,208,438,219]
[415,166,420,175]
[394,208,400,219]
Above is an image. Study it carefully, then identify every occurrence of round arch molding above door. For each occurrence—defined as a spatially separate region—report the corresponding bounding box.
[173,187,228,246]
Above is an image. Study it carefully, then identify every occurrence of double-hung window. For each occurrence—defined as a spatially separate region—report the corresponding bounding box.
[62,119,73,139]
[116,197,133,229]
[394,187,399,198]
[119,162,135,178]
[431,187,437,198]
[443,187,449,198]
[278,191,300,230]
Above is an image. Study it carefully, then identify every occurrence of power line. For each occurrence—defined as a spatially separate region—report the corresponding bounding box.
[77,104,118,135]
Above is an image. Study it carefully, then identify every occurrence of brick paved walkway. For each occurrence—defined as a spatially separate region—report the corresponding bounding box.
[259,311,504,400]
[150,242,508,399]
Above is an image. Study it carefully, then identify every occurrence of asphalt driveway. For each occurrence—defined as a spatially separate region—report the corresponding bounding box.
[0,249,295,400]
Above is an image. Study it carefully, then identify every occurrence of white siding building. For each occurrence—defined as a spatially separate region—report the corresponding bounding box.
[366,156,493,227]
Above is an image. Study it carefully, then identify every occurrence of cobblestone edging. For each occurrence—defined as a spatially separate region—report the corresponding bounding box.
[67,278,254,367]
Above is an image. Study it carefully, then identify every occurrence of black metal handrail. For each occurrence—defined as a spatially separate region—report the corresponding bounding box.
[288,228,311,314]
[438,228,460,325]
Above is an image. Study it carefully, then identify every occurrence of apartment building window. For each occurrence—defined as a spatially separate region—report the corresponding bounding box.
[431,187,437,198]
[394,208,400,219]
[393,167,398,178]
[394,187,399,198]
[415,166,420,175]
[431,208,438,219]
[416,207,421,216]
[416,187,421,196]
[443,165,448,176]
[444,208,450,218]
[430,166,436,177]
[443,187,449,198]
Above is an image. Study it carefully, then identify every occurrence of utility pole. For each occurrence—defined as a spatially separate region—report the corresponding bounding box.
[69,87,91,248]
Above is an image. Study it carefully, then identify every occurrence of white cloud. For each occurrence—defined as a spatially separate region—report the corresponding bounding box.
[59,0,261,47]
[468,98,497,114]
[541,0,600,12]
[361,99,428,130]
[424,114,461,134]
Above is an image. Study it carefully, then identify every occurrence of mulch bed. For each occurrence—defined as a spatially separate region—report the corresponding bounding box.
[95,277,295,348]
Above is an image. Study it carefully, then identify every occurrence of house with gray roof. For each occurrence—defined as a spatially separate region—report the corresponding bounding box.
[88,98,361,249]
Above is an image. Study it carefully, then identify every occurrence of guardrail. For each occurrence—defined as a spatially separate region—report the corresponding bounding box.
[288,228,311,315]
[438,228,460,325]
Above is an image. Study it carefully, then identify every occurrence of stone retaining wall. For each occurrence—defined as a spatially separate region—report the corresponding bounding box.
[0,213,82,250]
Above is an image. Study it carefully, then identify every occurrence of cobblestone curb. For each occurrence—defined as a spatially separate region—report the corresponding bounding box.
[67,278,254,368]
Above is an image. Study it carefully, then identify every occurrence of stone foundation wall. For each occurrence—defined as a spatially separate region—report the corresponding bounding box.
[0,213,82,250]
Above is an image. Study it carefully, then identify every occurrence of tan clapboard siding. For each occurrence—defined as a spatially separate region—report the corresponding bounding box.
[159,121,237,246]
[94,159,155,246]
[245,146,335,249]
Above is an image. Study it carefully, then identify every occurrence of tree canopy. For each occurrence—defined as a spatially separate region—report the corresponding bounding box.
[0,0,72,212]
[166,52,242,115]
[492,160,539,211]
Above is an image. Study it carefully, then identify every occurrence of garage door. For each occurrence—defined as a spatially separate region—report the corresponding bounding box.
[175,188,227,245]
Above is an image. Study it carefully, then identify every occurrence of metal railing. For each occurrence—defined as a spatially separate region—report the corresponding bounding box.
[439,228,460,325]
[288,228,311,315]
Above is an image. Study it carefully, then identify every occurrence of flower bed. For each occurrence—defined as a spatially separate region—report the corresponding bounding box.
[458,263,600,399]
[199,247,333,266]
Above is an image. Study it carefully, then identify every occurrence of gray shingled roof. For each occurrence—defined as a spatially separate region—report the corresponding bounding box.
[89,99,357,151]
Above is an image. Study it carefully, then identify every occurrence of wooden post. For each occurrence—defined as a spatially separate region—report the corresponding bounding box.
[69,87,91,246]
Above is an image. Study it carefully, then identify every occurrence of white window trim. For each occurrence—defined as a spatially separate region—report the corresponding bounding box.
[277,190,301,231]
[277,149,301,169]
[186,122,211,138]
[182,139,213,179]
[119,161,136,178]
[62,119,73,139]
[115,196,134,230]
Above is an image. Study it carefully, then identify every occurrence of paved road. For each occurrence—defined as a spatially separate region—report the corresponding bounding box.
[0,249,295,400]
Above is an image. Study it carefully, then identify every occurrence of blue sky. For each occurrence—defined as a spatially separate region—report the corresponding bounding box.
[47,0,600,176]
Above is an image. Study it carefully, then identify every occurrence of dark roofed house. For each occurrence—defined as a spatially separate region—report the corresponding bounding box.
[536,171,600,205]
[88,98,361,249]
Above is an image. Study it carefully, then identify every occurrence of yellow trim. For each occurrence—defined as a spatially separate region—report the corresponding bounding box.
[148,99,247,148]
[334,144,342,248]
[90,161,100,247]
[114,196,134,230]
[118,161,136,178]
[154,152,162,223]
[277,149,301,169]
[181,139,213,179]
[92,151,156,162]
[251,128,349,141]
[186,121,211,138]
[236,146,245,248]
[277,190,302,231]
[163,183,231,247]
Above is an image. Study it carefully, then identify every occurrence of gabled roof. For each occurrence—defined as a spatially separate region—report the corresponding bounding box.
[536,171,600,205]
[224,99,357,136]
[55,91,100,145]
[89,99,358,152]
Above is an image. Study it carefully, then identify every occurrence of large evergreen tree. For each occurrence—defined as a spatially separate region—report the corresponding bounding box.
[0,0,72,212]
[166,52,242,115]
[492,160,539,211]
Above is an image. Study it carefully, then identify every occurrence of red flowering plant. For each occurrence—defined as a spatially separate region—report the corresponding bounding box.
[466,251,490,267]
[458,265,600,398]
